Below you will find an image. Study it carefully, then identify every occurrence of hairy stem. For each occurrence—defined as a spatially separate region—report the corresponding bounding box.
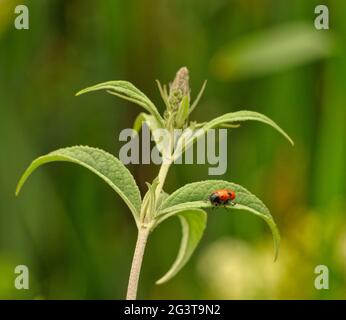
[126,226,150,300]
[126,160,171,299]
[155,162,171,200]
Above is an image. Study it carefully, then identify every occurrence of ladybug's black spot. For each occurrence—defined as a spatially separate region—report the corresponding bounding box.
[209,193,222,205]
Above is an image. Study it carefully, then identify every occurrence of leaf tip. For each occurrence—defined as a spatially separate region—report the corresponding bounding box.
[286,134,295,146]
[15,173,27,197]
[15,180,23,197]
[273,246,279,262]
[155,274,170,285]
[273,230,280,262]
[275,126,294,146]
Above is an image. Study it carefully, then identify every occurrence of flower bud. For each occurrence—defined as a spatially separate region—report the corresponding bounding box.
[168,67,190,111]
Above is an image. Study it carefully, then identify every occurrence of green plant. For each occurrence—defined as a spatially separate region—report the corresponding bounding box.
[16,67,293,299]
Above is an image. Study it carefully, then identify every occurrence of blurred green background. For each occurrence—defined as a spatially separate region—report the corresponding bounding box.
[0,0,345,299]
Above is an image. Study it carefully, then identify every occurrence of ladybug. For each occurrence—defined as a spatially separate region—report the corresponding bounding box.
[209,189,236,207]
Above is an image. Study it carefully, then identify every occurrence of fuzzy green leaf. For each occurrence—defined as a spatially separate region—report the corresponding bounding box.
[140,178,160,222]
[156,190,169,211]
[133,112,151,134]
[157,180,280,260]
[132,112,167,156]
[155,208,207,285]
[175,95,190,128]
[204,110,294,145]
[174,110,293,160]
[76,80,164,126]
[16,146,142,225]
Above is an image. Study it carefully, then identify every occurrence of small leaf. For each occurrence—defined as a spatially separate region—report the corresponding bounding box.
[140,178,160,222]
[156,190,169,210]
[132,112,148,134]
[76,80,164,126]
[16,146,142,225]
[157,180,280,260]
[189,80,207,114]
[132,113,167,156]
[155,209,207,285]
[156,80,170,110]
[175,95,190,128]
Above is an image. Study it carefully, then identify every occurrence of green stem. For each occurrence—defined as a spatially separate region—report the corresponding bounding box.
[126,160,171,300]
[155,162,171,200]
[126,226,150,300]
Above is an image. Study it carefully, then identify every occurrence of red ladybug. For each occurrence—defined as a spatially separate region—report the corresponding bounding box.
[209,189,236,207]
